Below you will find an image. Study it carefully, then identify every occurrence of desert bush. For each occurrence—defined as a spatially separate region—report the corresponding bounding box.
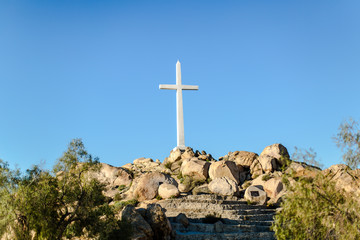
[0,139,133,240]
[272,173,360,240]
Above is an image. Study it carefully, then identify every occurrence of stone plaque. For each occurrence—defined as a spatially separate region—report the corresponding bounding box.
[250,191,259,197]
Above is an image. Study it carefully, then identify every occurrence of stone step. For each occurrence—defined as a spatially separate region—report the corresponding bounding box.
[168,217,274,226]
[164,209,275,221]
[221,219,274,226]
[174,231,275,240]
[163,206,276,215]
[171,222,271,233]
[158,200,271,210]
[183,194,240,201]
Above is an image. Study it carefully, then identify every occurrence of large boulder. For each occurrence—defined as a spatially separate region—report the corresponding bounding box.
[251,174,268,187]
[263,178,284,199]
[88,163,133,198]
[180,158,210,181]
[95,163,133,187]
[209,161,241,184]
[178,183,192,193]
[323,164,360,197]
[250,159,264,178]
[133,172,177,201]
[285,162,320,178]
[163,147,195,173]
[158,183,180,199]
[227,151,259,168]
[208,177,239,196]
[258,155,277,173]
[143,204,172,240]
[192,184,211,195]
[259,144,290,173]
[244,185,267,205]
[120,205,154,240]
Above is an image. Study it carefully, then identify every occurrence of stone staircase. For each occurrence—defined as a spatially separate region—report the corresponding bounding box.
[158,194,278,240]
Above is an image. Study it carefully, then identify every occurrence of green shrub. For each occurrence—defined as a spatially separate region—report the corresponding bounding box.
[114,193,123,201]
[272,174,360,240]
[164,162,172,169]
[114,199,139,211]
[262,174,272,181]
[242,180,252,189]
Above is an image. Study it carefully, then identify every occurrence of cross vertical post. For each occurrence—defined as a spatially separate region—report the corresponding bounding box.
[159,61,199,150]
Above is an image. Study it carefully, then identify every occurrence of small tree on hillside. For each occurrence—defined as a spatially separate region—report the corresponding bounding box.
[334,118,360,169]
[0,139,132,240]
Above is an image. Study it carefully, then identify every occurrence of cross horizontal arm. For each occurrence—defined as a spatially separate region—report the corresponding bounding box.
[159,84,177,90]
[181,85,199,90]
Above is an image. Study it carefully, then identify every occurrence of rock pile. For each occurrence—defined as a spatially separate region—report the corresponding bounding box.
[92,143,360,239]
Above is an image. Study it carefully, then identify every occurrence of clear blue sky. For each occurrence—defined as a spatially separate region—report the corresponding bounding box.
[1,0,359,171]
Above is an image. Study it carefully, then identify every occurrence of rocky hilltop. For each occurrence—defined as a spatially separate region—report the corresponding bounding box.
[94,144,360,240]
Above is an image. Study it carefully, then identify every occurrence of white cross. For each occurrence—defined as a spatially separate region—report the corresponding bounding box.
[159,61,199,150]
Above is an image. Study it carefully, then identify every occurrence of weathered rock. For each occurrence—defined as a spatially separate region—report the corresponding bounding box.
[163,147,196,174]
[178,183,192,193]
[267,189,286,206]
[227,151,259,168]
[133,172,177,201]
[209,161,241,184]
[182,147,196,159]
[244,186,267,205]
[96,163,133,187]
[192,184,211,195]
[323,164,360,197]
[134,157,154,166]
[285,162,319,178]
[259,144,290,172]
[251,174,268,187]
[176,213,189,228]
[165,147,195,164]
[143,204,172,240]
[208,177,239,196]
[180,158,210,181]
[120,205,154,240]
[263,178,284,199]
[250,159,263,178]
[123,158,171,175]
[167,149,182,164]
[88,163,133,198]
[238,165,248,183]
[158,183,180,199]
[258,155,277,173]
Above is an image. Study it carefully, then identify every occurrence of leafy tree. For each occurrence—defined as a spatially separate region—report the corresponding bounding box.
[334,118,360,169]
[292,147,323,169]
[272,173,360,240]
[0,139,132,240]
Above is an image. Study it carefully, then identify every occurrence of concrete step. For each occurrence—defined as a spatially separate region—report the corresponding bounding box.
[163,207,276,215]
[158,200,270,210]
[171,222,271,233]
[164,209,275,221]
[174,231,275,240]
[183,194,239,201]
[169,216,274,226]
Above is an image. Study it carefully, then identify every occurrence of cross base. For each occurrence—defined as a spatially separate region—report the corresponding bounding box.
[173,145,186,151]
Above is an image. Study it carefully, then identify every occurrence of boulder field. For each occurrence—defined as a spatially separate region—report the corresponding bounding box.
[93,144,360,240]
